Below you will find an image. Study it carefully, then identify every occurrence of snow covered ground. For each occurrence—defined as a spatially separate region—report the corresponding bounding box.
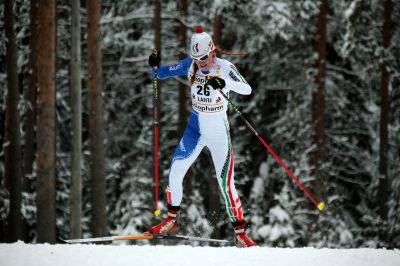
[1,241,399,266]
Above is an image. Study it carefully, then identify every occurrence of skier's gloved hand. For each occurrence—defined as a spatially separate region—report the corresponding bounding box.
[206,77,225,90]
[148,51,161,67]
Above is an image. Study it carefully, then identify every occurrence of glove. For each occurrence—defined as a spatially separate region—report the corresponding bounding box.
[148,50,161,67]
[206,77,225,90]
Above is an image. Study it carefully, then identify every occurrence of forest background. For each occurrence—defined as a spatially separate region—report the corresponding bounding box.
[1,0,399,248]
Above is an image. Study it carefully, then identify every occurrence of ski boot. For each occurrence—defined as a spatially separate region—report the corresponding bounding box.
[233,220,257,248]
[145,205,180,235]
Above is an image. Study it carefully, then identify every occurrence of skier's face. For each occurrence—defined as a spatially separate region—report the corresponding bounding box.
[195,50,215,71]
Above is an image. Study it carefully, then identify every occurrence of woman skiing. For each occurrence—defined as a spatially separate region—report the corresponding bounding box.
[146,26,256,248]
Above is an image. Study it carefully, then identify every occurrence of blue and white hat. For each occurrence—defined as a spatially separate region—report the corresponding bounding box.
[190,26,215,60]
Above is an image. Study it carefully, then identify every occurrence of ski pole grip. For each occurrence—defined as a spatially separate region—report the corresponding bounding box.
[152,49,159,72]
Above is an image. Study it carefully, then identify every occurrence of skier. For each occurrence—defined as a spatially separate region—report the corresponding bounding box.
[146,26,256,248]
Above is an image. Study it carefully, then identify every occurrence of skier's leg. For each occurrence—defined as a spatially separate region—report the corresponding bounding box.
[207,117,256,247]
[147,113,203,235]
[207,118,244,223]
[168,112,204,207]
[168,139,204,206]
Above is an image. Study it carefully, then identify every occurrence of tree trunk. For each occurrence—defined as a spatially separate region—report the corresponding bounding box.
[175,0,195,220]
[206,14,224,241]
[154,0,161,53]
[70,0,82,239]
[176,0,188,137]
[36,0,56,244]
[4,0,23,243]
[378,0,392,239]
[213,15,222,48]
[87,0,107,237]
[307,0,327,244]
[310,0,327,202]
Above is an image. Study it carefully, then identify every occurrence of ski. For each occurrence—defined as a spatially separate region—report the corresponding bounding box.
[63,234,229,244]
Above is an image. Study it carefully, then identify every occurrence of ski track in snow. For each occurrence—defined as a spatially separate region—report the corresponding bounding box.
[1,242,399,266]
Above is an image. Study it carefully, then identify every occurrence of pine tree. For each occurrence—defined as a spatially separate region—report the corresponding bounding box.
[36,0,57,244]
[4,0,23,242]
[87,0,107,237]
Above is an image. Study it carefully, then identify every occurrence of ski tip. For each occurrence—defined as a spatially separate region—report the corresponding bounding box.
[61,239,84,244]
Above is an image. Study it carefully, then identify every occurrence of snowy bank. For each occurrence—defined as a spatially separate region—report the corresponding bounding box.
[1,242,399,266]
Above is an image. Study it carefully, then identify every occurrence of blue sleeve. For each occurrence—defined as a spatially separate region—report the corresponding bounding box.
[152,57,193,79]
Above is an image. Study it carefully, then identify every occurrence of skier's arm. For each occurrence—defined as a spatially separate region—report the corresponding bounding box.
[224,63,251,95]
[153,57,193,80]
[224,80,251,95]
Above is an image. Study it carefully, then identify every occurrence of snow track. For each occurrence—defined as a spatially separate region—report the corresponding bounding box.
[1,242,399,266]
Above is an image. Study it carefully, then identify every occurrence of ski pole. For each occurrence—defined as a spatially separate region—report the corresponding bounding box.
[211,83,325,211]
[152,49,161,217]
